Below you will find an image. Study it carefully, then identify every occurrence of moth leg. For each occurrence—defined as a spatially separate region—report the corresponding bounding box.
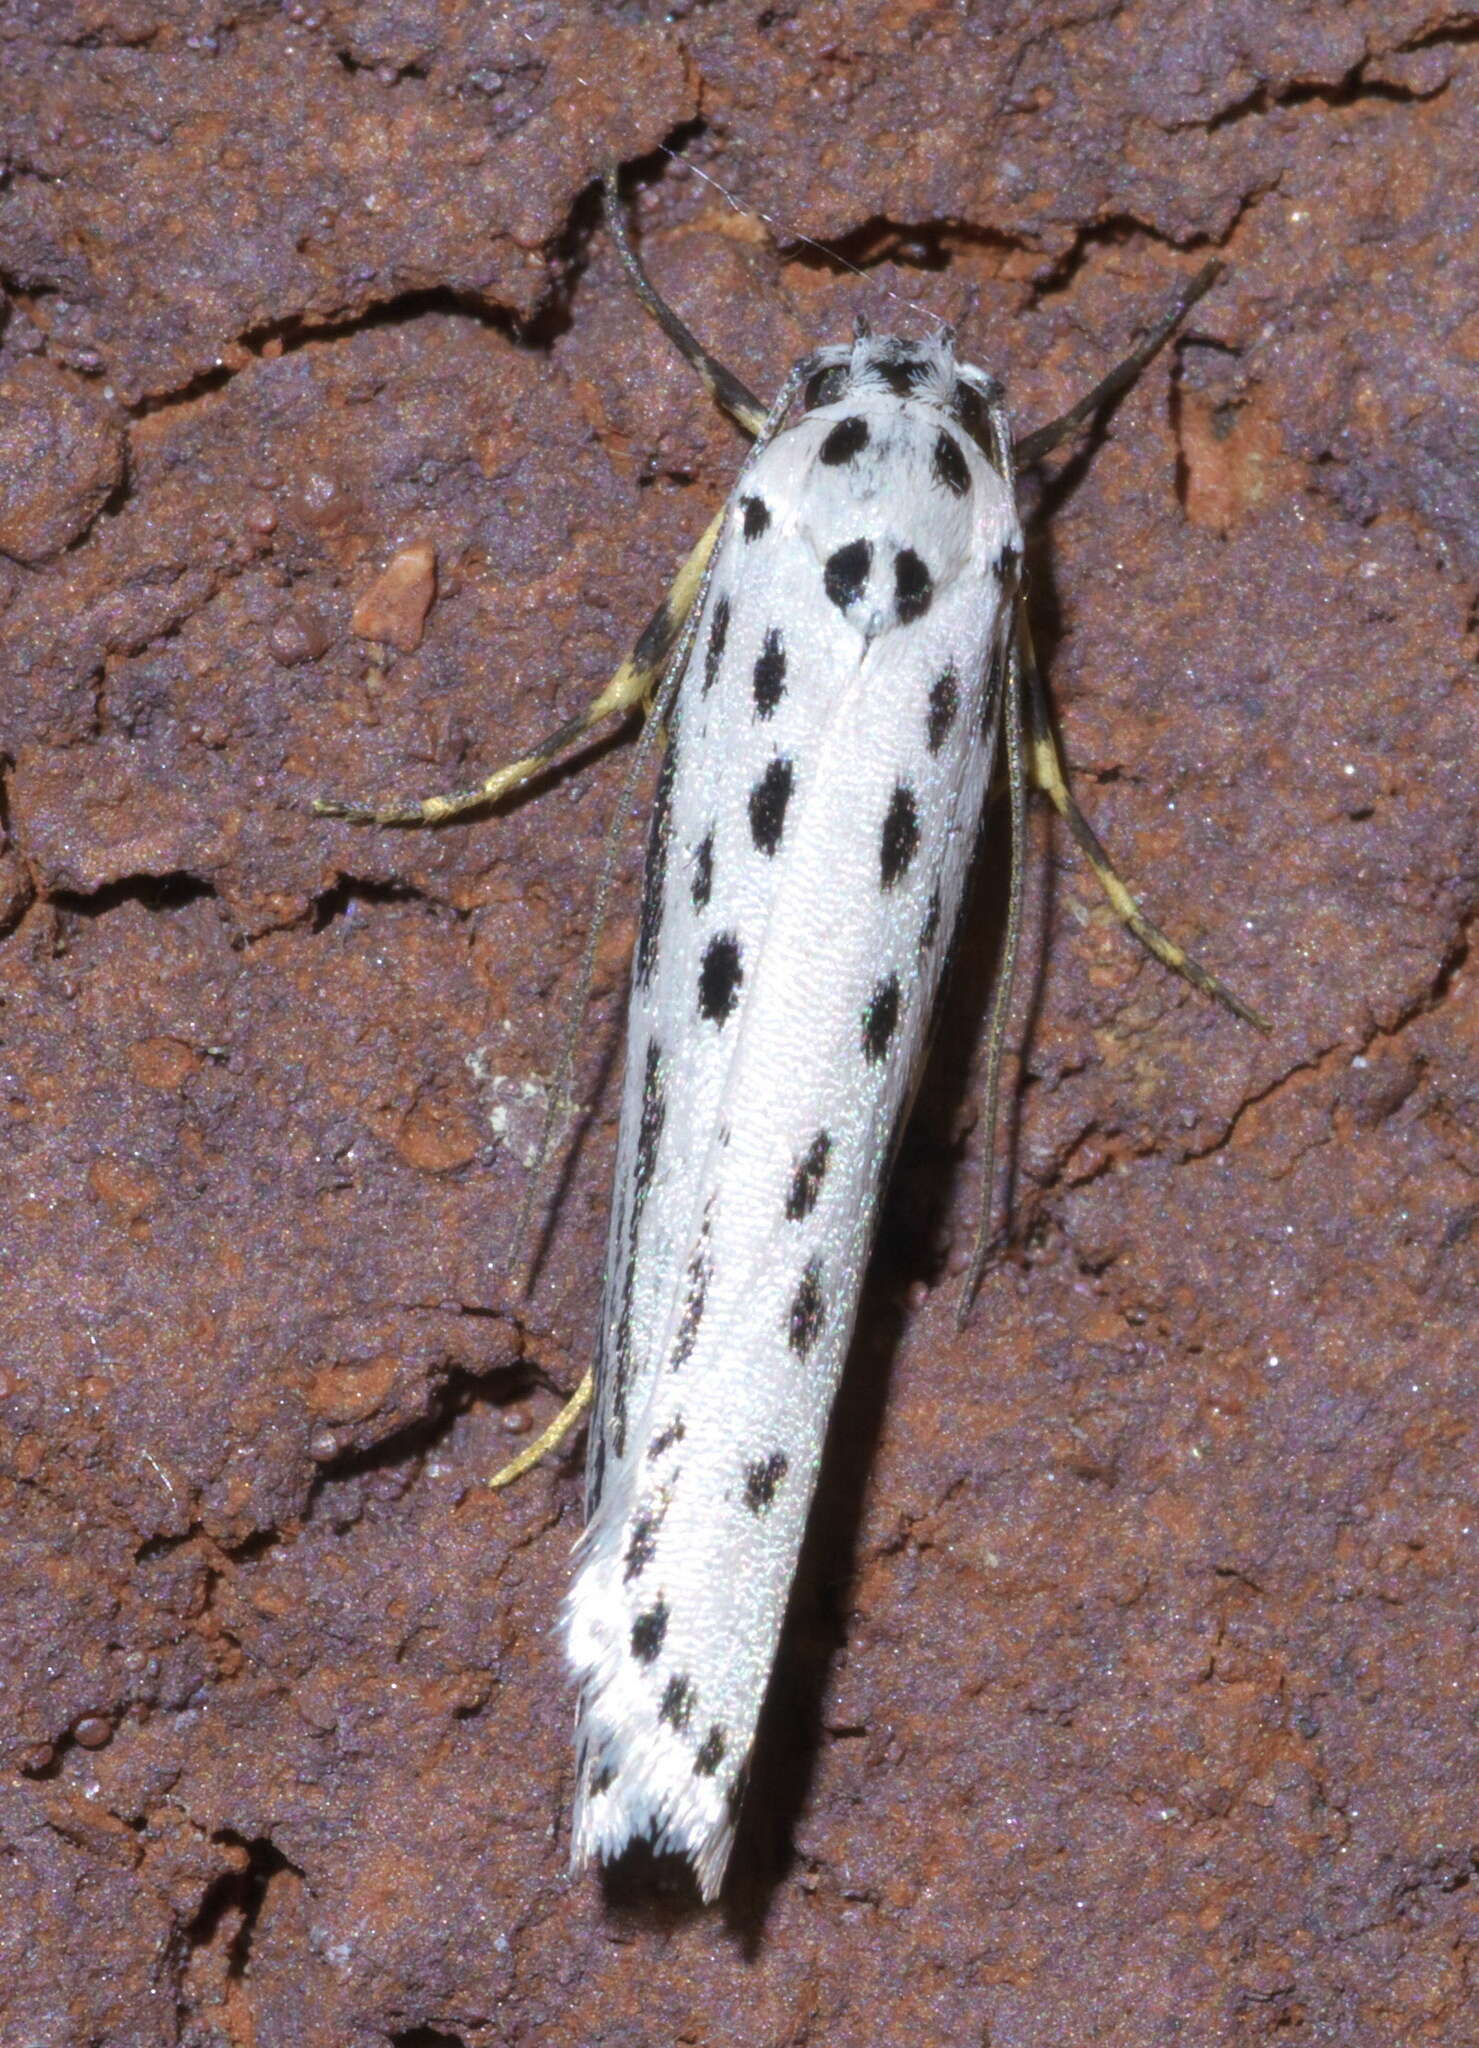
[315,164,763,831]
[311,508,725,827]
[603,168,768,438]
[1014,260,1221,467]
[1020,616,1269,1029]
[488,1370,593,1491]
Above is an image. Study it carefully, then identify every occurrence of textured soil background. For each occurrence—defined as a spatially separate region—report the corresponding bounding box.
[1,3,1475,2044]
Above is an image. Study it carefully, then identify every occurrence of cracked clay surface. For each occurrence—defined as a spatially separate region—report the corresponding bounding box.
[0,4,1474,2044]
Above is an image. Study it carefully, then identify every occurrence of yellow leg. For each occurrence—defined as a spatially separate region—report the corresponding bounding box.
[311,510,725,827]
[488,1370,593,1490]
[1020,618,1269,1030]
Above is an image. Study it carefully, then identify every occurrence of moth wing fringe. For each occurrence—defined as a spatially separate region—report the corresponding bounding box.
[565,1545,735,1902]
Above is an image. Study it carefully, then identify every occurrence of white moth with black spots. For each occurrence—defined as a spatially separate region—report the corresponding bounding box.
[567,328,1022,1898]
[313,177,1259,1903]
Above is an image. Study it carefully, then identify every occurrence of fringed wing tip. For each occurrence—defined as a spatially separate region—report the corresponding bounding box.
[566,1579,739,1902]
[570,1783,736,1904]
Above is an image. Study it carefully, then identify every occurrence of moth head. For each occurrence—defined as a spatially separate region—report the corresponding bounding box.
[799,333,954,411]
[843,332,959,404]
[793,334,1012,475]
[798,330,995,415]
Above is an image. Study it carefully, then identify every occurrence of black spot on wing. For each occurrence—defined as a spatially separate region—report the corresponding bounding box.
[613,1049,665,1455]
[894,548,933,624]
[927,667,959,754]
[824,538,872,613]
[880,784,920,889]
[623,1507,661,1583]
[635,735,676,987]
[932,427,971,496]
[748,756,794,856]
[698,933,743,1023]
[819,414,869,465]
[752,627,787,718]
[741,494,770,540]
[703,594,730,694]
[630,1600,669,1664]
[660,1675,695,1730]
[919,884,942,953]
[648,1415,685,1460]
[670,1236,710,1370]
[610,1257,636,1461]
[743,1451,789,1513]
[694,1725,728,1776]
[691,830,714,910]
[589,1760,616,1796]
[785,1131,831,1221]
[862,974,901,1063]
[633,1039,665,1210]
[788,1257,826,1358]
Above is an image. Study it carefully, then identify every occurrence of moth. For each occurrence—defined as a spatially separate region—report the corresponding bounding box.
[317,172,1262,1901]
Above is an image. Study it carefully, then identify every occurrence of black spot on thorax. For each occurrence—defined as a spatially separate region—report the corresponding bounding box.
[893,548,933,623]
[819,414,870,465]
[947,380,991,447]
[932,427,971,496]
[824,538,872,612]
[879,356,928,398]
[741,494,771,540]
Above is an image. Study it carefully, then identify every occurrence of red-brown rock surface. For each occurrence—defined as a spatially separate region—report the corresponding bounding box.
[1,5,1472,2043]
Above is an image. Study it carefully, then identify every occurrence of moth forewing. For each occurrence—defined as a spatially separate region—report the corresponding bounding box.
[565,330,1023,1896]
